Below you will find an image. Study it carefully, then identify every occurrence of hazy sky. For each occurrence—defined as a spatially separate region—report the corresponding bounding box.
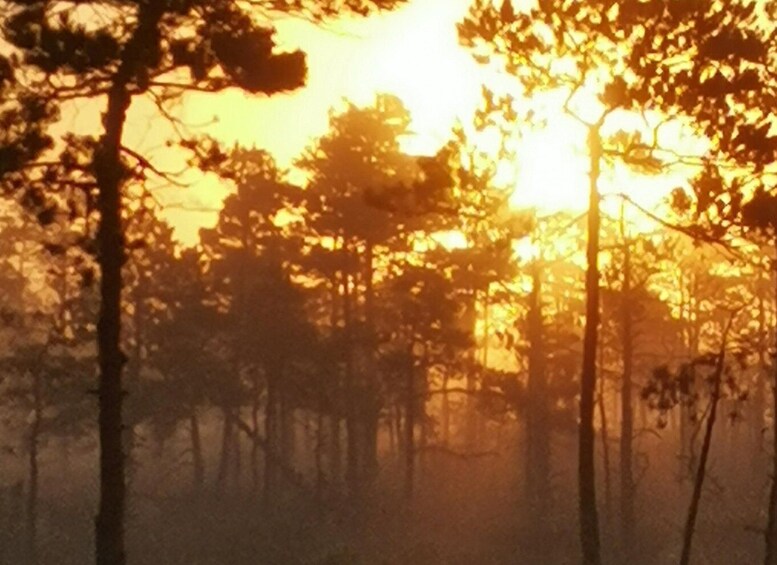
[50,0,695,245]
[155,0,486,243]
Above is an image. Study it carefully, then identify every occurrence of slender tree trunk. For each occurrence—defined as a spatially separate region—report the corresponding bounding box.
[681,322,731,565]
[755,292,767,451]
[190,409,204,493]
[251,392,261,497]
[418,355,429,482]
[93,7,163,564]
[579,124,603,565]
[478,287,490,443]
[387,407,397,456]
[280,387,295,473]
[125,275,144,493]
[767,372,777,565]
[678,273,691,478]
[328,262,342,490]
[441,371,451,446]
[315,405,326,503]
[233,421,242,493]
[526,259,550,519]
[465,290,479,450]
[765,238,777,565]
[343,268,360,496]
[264,376,279,505]
[597,357,612,522]
[363,241,379,482]
[404,345,416,500]
[329,416,342,489]
[394,403,403,462]
[217,406,233,492]
[27,370,41,565]
[619,213,636,554]
[682,276,702,477]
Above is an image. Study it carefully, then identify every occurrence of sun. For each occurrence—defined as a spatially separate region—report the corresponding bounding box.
[510,117,591,213]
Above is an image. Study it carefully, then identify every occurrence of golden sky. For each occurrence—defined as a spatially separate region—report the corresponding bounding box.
[156,0,486,243]
[53,0,703,245]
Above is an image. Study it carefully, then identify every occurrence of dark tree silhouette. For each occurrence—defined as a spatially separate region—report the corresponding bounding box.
[297,95,420,495]
[459,2,776,561]
[1,2,411,563]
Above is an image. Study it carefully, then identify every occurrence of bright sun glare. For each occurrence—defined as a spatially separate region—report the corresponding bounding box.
[511,120,591,213]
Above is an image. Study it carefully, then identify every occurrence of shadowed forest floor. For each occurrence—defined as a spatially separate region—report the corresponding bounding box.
[0,422,769,564]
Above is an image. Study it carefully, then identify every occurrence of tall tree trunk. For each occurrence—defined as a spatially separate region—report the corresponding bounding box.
[597,354,612,523]
[477,287,490,444]
[217,406,233,492]
[619,211,636,554]
[526,259,550,520]
[441,371,451,447]
[404,344,416,500]
[465,290,479,450]
[264,375,279,505]
[387,410,396,456]
[678,273,691,478]
[765,237,777,565]
[93,7,163,564]
[280,387,295,473]
[579,124,603,565]
[682,275,702,478]
[328,259,342,491]
[251,392,261,498]
[329,416,342,490]
[767,369,777,565]
[756,290,768,451]
[27,370,41,565]
[681,321,731,565]
[190,409,204,493]
[343,268,360,497]
[363,241,379,482]
[233,423,242,493]
[315,406,326,503]
[394,403,403,462]
[94,73,131,565]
